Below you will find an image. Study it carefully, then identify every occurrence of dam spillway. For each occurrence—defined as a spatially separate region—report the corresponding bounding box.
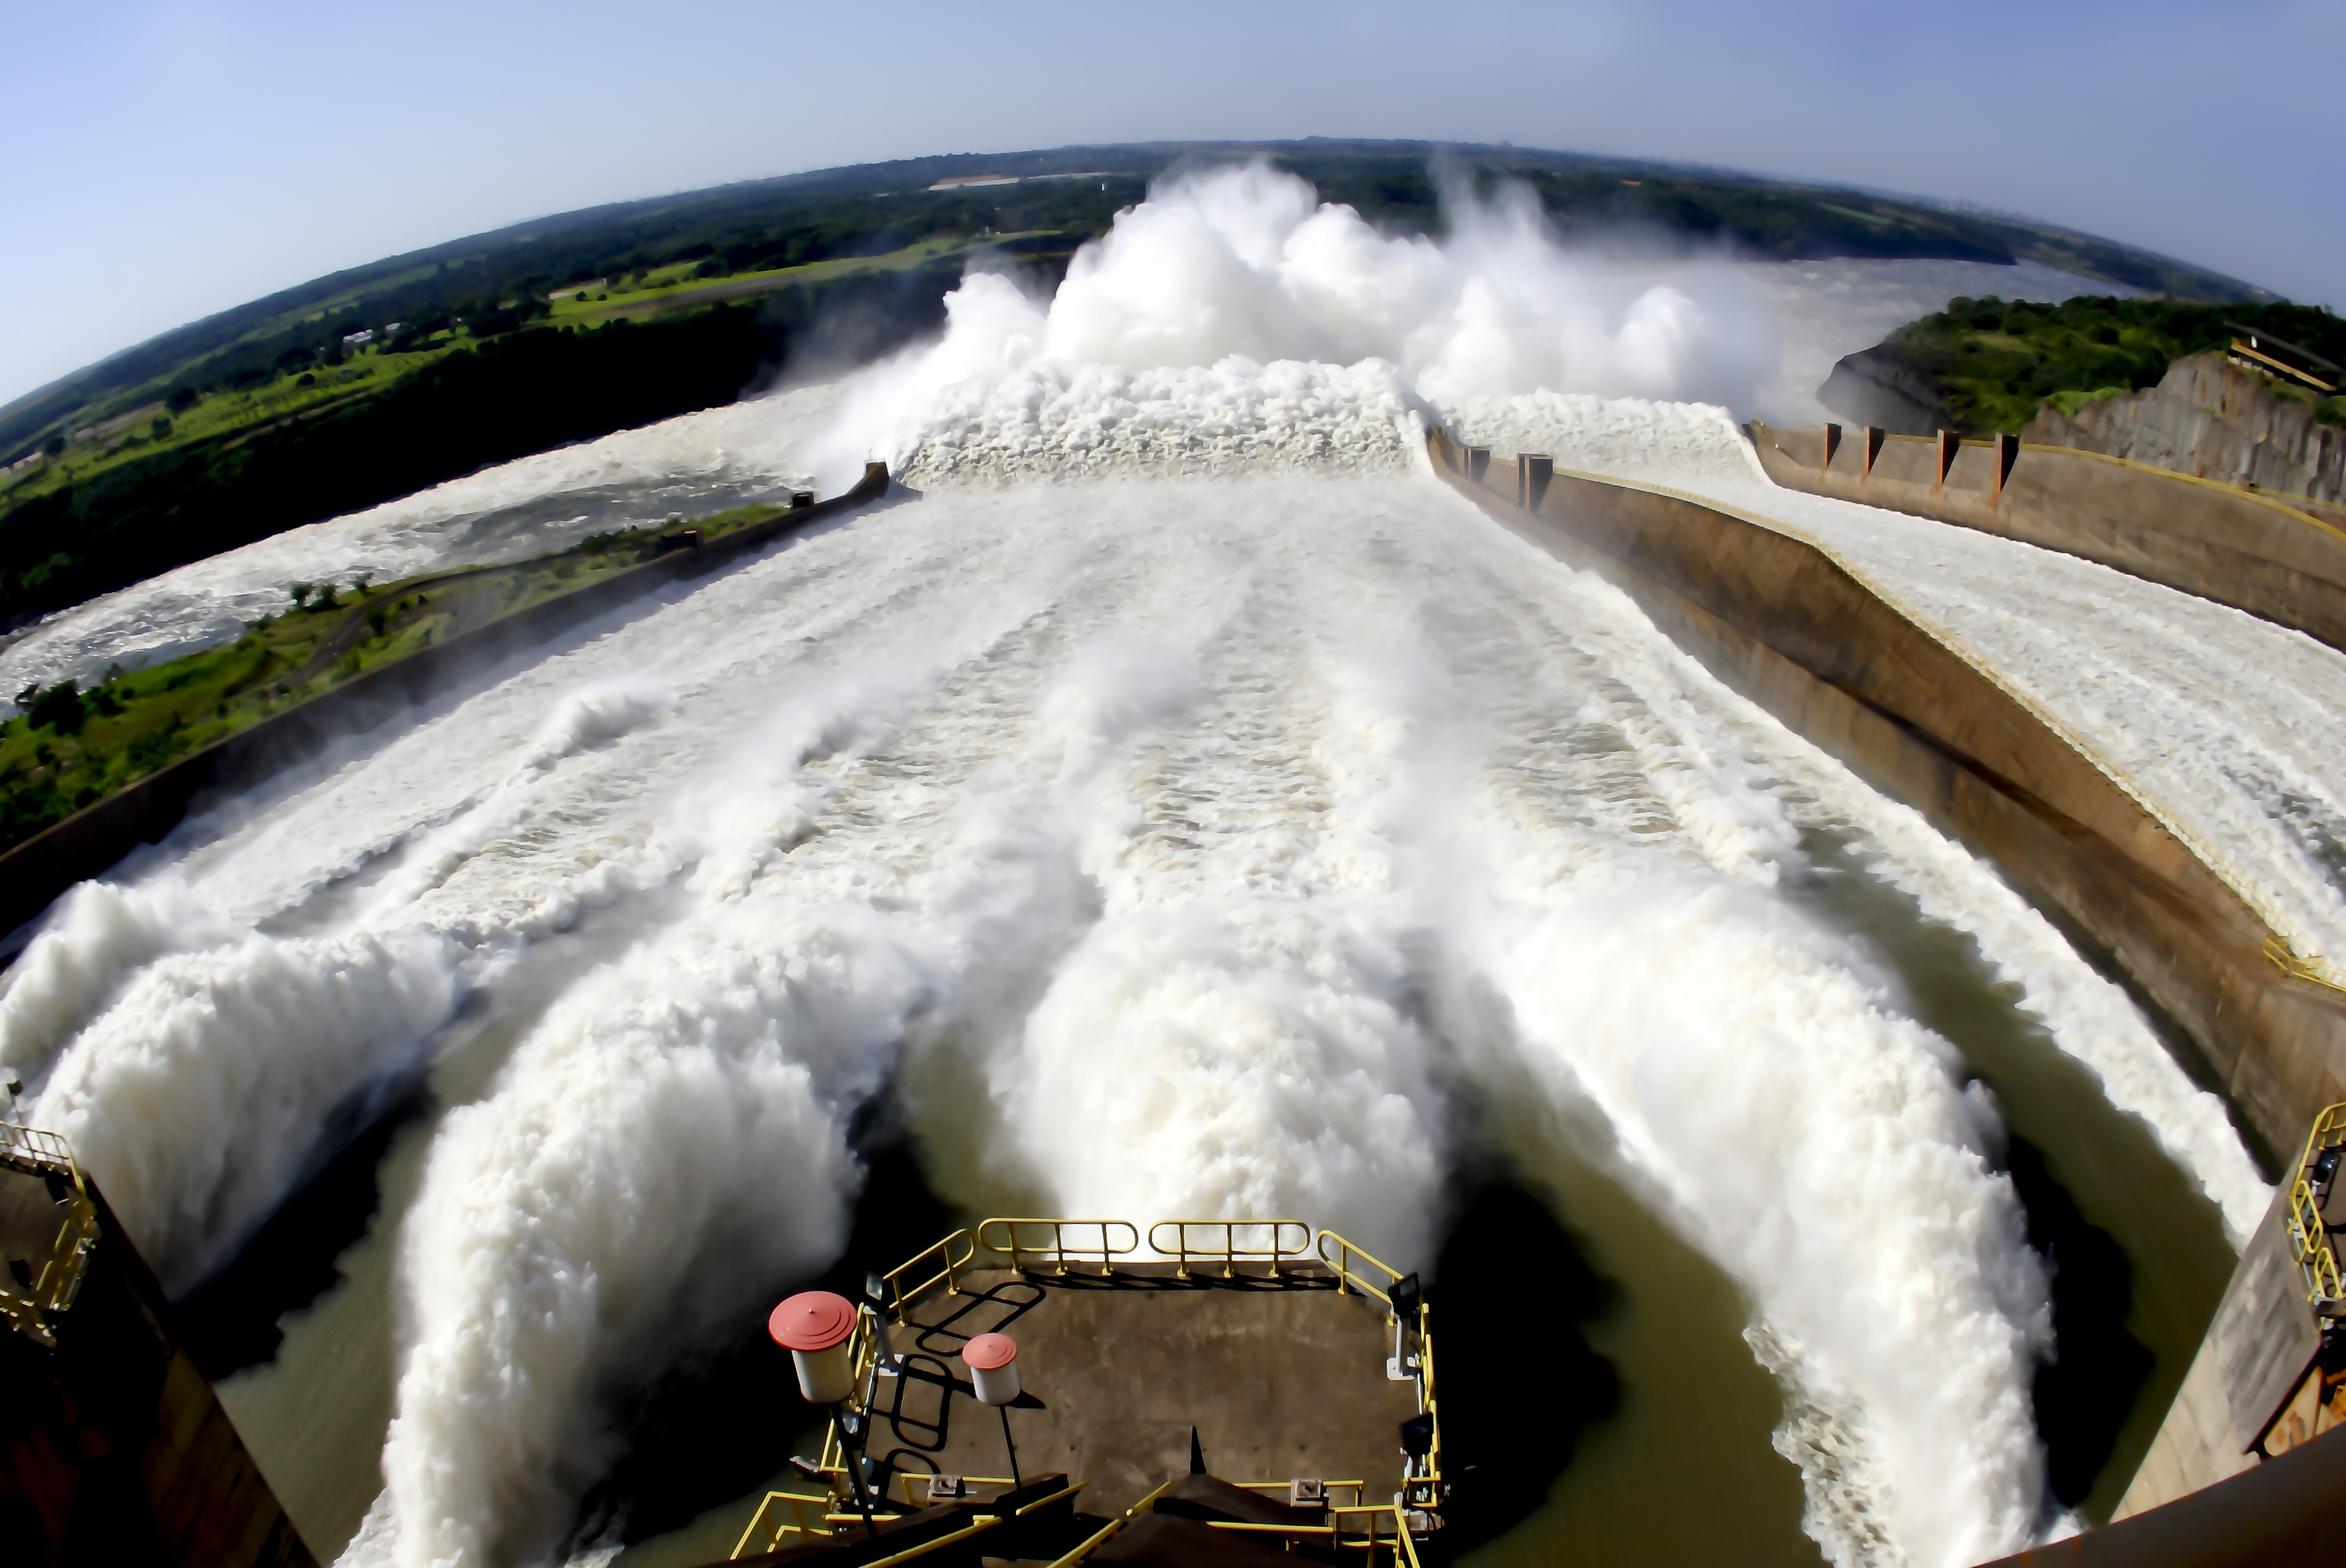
[0,160,2323,1568]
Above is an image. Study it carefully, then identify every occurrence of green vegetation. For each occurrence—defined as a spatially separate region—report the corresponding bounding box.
[1853,296,2346,435]
[0,503,780,853]
[0,139,2287,640]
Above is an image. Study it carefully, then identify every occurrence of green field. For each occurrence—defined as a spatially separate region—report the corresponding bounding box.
[0,502,783,854]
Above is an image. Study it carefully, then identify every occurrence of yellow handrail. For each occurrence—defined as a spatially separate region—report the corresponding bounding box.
[730,1490,837,1559]
[891,1474,1015,1508]
[1146,1219,1312,1279]
[1047,1478,1174,1568]
[1315,1229,1402,1307]
[2285,1102,2346,1309]
[861,1515,1003,1568]
[977,1218,1139,1276]
[1015,1481,1087,1516]
[0,1123,80,1174]
[883,1229,978,1322]
[1316,1229,1444,1507]
[0,1124,99,1349]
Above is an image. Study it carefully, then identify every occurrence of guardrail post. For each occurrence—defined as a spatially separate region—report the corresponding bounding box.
[1864,425,1885,481]
[1462,446,1490,485]
[1821,423,1842,472]
[1935,428,1960,490]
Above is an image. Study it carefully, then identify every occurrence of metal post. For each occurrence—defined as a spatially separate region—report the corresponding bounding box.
[999,1405,1023,1488]
[833,1407,879,1538]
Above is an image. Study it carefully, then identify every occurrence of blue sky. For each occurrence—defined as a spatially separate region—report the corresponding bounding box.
[3,0,2339,410]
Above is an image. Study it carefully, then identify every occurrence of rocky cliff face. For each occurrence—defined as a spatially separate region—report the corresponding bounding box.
[1817,346,1951,436]
[2023,353,2346,505]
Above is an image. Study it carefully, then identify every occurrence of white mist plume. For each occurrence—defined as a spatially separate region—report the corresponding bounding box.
[0,877,223,1078]
[34,925,456,1286]
[811,161,1780,486]
[380,903,911,1567]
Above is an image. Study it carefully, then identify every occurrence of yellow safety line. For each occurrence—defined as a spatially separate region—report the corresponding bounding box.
[1204,1522,1340,1535]
[1048,1479,1174,1568]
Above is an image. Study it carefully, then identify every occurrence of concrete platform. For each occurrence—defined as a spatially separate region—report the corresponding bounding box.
[870,1265,1416,1516]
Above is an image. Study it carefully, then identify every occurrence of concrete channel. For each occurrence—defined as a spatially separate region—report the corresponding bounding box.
[1427,429,2346,1555]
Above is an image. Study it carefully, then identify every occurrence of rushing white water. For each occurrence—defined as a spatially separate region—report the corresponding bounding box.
[1449,393,2346,991]
[0,162,2271,1568]
[0,385,835,704]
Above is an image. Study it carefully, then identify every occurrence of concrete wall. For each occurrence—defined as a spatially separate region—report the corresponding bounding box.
[1429,431,2346,1523]
[0,465,895,940]
[1,1175,314,1567]
[2113,1185,2315,1519]
[1431,432,2346,1168]
[2023,353,2346,509]
[1751,423,2346,658]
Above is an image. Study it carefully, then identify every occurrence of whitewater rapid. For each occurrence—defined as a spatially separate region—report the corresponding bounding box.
[1448,390,2346,981]
[0,384,838,703]
[0,160,2280,1568]
[2,463,2258,1568]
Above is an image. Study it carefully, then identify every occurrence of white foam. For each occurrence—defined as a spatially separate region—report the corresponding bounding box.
[0,163,2268,1568]
[32,925,456,1288]
[0,384,834,701]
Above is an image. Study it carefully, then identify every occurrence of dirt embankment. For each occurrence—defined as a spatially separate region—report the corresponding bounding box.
[2027,353,2346,511]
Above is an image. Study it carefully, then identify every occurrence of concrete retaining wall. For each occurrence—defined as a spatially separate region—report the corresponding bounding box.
[1749,423,2346,656]
[1429,430,2346,1527]
[2,1174,313,1566]
[1430,432,2346,1168]
[0,465,895,940]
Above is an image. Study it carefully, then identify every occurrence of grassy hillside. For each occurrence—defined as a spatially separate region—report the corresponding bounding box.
[1849,296,2346,435]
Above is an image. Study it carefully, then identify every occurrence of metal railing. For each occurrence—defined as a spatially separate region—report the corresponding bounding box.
[1146,1219,1311,1279]
[732,1491,838,1559]
[1047,1478,1175,1568]
[881,1229,978,1322]
[1318,1229,1444,1510]
[0,1123,79,1176]
[975,1218,1139,1276]
[798,1217,1449,1557]
[1044,1490,1427,1568]
[2286,1102,2346,1313]
[1316,1230,1402,1307]
[0,1124,99,1349]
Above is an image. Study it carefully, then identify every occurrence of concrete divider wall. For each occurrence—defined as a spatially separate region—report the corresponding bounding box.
[1428,429,2346,1530]
[1751,423,2346,656]
[0,464,895,939]
[1427,429,2346,1172]
[2,1174,315,1566]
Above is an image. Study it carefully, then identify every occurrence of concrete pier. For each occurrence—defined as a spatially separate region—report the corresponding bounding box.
[1,1129,313,1567]
[1751,423,2346,659]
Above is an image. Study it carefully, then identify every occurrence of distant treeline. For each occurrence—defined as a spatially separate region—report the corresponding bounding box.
[4,139,2278,468]
[0,267,962,627]
[0,179,1140,465]
[1856,296,2346,435]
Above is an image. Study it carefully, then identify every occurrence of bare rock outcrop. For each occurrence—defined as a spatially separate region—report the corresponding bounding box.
[1817,346,1950,436]
[2024,353,2346,505]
